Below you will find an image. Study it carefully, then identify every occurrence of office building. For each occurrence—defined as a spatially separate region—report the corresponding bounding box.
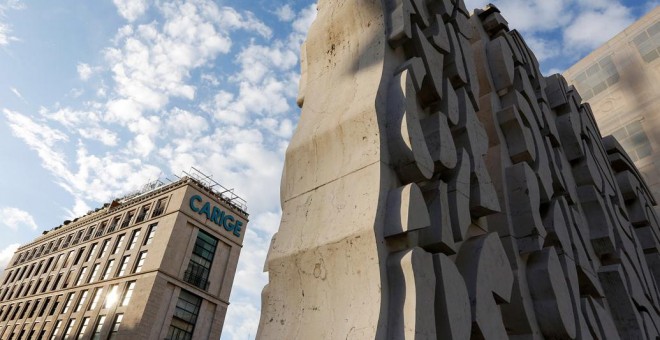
[0,173,248,339]
[564,6,660,200]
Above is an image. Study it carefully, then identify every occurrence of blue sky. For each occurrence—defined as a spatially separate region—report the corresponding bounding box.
[0,0,657,338]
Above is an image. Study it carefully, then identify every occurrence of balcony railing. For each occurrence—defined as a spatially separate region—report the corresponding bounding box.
[183,270,209,290]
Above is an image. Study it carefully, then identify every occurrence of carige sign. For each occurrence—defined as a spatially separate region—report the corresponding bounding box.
[189,195,243,237]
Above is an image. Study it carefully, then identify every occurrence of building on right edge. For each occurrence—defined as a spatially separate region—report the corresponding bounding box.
[564,6,660,200]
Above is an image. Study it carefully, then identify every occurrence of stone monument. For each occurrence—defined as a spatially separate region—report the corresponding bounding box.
[257,1,660,339]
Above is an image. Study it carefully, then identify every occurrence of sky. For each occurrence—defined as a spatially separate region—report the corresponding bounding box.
[0,0,657,338]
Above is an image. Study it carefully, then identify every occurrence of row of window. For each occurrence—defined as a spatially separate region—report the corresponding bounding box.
[0,250,148,304]
[0,281,135,324]
[0,312,123,340]
[1,287,202,340]
[2,223,156,291]
[572,55,619,101]
[11,197,168,266]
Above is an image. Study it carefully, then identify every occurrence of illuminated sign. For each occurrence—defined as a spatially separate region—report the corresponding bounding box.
[189,195,243,237]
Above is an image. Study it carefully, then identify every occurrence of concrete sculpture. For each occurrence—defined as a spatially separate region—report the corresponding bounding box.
[257,1,660,339]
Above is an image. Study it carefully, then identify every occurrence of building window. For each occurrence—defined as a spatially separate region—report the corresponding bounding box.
[136,205,150,223]
[49,295,62,316]
[38,296,51,317]
[73,247,85,265]
[86,243,98,262]
[108,313,123,340]
[35,260,43,275]
[32,278,43,295]
[55,253,64,268]
[102,260,115,280]
[84,226,95,241]
[127,230,141,250]
[611,120,653,162]
[99,239,110,259]
[633,22,660,63]
[96,221,107,237]
[112,235,126,255]
[19,300,31,320]
[74,290,89,313]
[104,285,120,309]
[571,55,619,101]
[89,288,103,311]
[9,302,21,320]
[144,223,157,245]
[75,267,88,286]
[117,256,130,277]
[44,256,54,273]
[64,318,76,339]
[120,281,136,306]
[50,319,62,340]
[28,299,40,318]
[89,264,100,283]
[134,251,147,273]
[108,216,120,233]
[152,198,167,217]
[73,230,84,245]
[52,273,63,291]
[64,250,75,267]
[184,230,218,290]
[92,315,106,340]
[120,211,135,229]
[62,292,76,314]
[63,268,76,288]
[167,290,202,340]
[76,316,90,339]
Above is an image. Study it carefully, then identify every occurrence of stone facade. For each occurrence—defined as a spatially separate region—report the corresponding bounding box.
[564,6,660,209]
[0,177,248,339]
[258,1,660,339]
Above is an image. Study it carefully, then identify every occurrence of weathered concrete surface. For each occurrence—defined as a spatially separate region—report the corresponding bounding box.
[258,1,660,339]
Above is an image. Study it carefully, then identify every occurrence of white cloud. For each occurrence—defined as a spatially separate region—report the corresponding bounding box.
[222,300,262,339]
[4,109,71,185]
[166,108,209,137]
[563,4,634,53]
[525,36,561,62]
[0,207,38,231]
[78,127,119,146]
[64,197,93,220]
[5,109,162,205]
[292,3,317,35]
[112,0,149,22]
[77,63,98,81]
[10,86,26,102]
[0,243,20,273]
[275,4,295,21]
[102,0,273,136]
[41,107,102,128]
[0,22,16,46]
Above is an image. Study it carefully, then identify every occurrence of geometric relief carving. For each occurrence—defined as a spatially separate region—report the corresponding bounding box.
[256,1,660,339]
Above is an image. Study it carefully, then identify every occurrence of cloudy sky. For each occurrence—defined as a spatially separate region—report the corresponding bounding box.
[0,0,657,338]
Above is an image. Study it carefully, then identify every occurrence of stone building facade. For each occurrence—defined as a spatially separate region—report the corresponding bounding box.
[564,6,660,201]
[257,1,660,339]
[0,176,248,340]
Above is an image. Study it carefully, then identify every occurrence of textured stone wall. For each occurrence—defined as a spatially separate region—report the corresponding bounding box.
[257,1,660,339]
